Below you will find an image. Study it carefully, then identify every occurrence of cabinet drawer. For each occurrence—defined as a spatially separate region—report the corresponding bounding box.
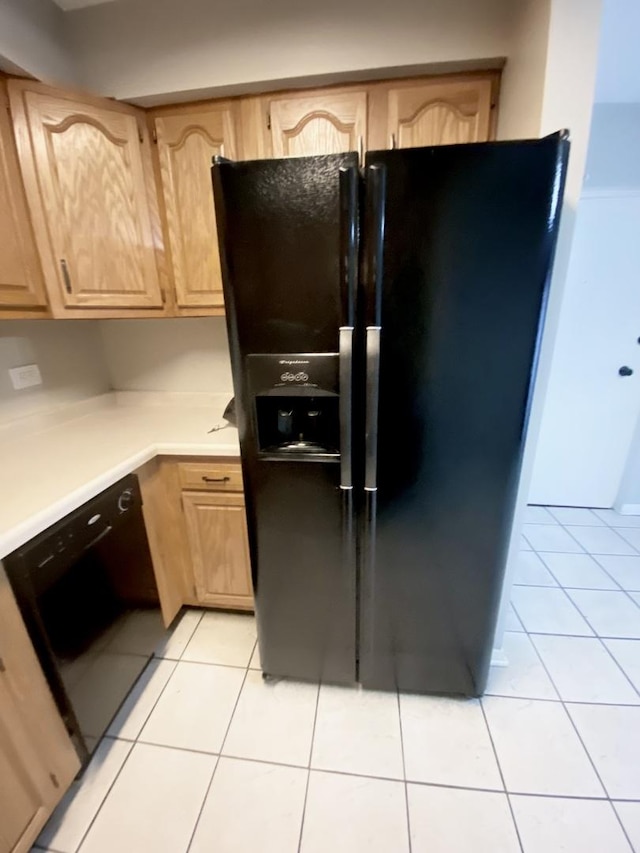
[178,462,243,492]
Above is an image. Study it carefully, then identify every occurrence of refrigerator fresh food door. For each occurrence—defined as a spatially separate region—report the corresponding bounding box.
[360,134,569,696]
[213,154,359,684]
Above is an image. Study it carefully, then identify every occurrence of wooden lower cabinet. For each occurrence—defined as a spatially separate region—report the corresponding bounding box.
[138,457,254,623]
[0,570,80,853]
[182,492,253,610]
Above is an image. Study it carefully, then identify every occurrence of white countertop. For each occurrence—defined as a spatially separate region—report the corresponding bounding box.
[0,392,240,560]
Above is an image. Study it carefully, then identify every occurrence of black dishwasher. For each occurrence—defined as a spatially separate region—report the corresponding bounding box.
[4,474,163,768]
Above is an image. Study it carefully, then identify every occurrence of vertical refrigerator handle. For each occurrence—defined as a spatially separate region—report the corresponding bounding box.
[339,164,358,328]
[339,327,353,489]
[365,327,381,490]
[339,164,357,490]
[365,163,386,327]
[360,165,386,680]
[364,163,386,489]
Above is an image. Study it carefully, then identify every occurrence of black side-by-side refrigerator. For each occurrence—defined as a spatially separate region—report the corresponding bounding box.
[213,133,569,696]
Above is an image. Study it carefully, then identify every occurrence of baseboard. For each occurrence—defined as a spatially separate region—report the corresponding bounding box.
[616,503,640,516]
[491,647,508,667]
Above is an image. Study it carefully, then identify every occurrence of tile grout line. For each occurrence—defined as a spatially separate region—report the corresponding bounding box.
[526,526,640,853]
[513,581,628,593]
[296,678,321,853]
[98,733,640,801]
[587,551,640,613]
[546,548,624,591]
[512,563,640,702]
[110,606,207,740]
[554,515,640,611]
[485,693,640,707]
[71,738,137,853]
[184,642,254,853]
[556,514,640,561]
[592,635,640,703]
[66,609,207,853]
[505,563,640,846]
[549,572,640,686]
[508,598,640,703]
[395,689,412,853]
[478,698,525,853]
[519,615,618,805]
[534,547,624,593]
[611,801,640,853]
[498,641,639,851]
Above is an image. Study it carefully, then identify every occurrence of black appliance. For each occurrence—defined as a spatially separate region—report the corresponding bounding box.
[212,134,569,696]
[4,474,162,766]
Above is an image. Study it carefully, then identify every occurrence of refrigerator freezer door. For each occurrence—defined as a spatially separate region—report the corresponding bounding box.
[213,153,359,684]
[360,135,569,696]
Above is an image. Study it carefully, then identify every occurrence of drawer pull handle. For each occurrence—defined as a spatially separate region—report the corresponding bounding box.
[202,475,230,483]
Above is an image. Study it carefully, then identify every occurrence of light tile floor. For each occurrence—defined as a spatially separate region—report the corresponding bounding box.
[33,505,640,853]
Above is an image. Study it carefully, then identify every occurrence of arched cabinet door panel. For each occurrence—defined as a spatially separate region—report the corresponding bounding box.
[153,104,239,310]
[9,80,163,313]
[268,90,367,158]
[387,78,494,149]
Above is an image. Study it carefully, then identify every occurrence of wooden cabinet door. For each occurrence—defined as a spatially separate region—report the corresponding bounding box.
[0,82,47,312]
[0,572,80,852]
[385,78,494,149]
[9,80,163,313]
[268,90,367,158]
[182,491,253,610]
[137,458,191,627]
[153,104,238,310]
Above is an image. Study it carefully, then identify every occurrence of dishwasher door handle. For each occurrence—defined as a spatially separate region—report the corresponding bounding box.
[83,524,113,551]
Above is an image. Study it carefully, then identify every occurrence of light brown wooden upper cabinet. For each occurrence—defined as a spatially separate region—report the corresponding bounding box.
[0,81,48,314]
[267,89,368,158]
[369,75,497,150]
[0,571,80,852]
[151,103,239,312]
[9,80,164,317]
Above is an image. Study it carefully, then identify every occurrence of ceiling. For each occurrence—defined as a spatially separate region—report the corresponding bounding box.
[595,0,640,102]
[50,0,640,103]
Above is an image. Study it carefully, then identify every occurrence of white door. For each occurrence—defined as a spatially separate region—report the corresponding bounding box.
[530,191,640,508]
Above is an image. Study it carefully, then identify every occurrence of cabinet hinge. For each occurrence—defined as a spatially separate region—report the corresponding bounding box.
[152,127,158,144]
[138,125,144,144]
[266,111,271,130]
[0,656,5,673]
[50,772,60,789]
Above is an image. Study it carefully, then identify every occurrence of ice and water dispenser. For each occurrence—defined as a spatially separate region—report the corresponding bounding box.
[247,354,340,457]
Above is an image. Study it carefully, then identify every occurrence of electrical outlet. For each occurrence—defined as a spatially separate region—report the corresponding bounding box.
[9,364,42,390]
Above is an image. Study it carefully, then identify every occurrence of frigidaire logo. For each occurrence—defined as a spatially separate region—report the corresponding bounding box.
[279,360,310,365]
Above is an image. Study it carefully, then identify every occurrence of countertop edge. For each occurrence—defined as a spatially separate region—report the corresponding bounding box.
[0,440,241,561]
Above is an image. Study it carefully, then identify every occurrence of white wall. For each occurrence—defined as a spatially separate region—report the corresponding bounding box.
[530,103,640,509]
[496,0,550,140]
[617,417,640,512]
[0,320,110,424]
[593,103,640,511]
[0,0,78,85]
[493,0,602,648]
[584,103,640,189]
[64,0,511,101]
[99,318,233,394]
